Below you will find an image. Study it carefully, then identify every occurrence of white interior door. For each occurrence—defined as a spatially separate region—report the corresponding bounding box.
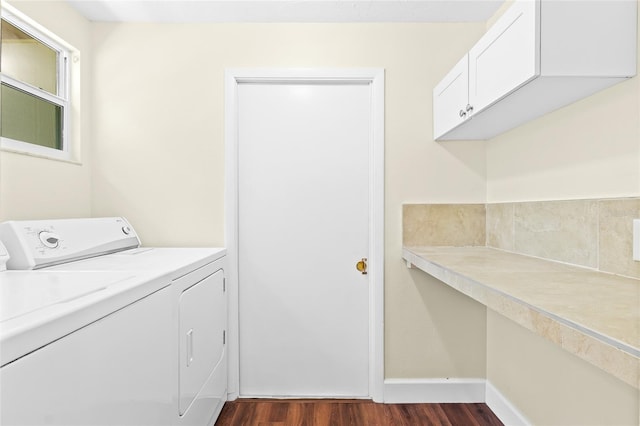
[238,81,371,398]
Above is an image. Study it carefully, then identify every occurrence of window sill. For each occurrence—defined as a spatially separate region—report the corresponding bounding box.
[1,138,81,165]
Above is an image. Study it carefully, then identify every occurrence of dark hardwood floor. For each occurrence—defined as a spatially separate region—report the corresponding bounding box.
[215,399,504,426]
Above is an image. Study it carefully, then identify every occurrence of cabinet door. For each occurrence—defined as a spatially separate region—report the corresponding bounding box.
[433,54,469,140]
[469,0,539,115]
[179,269,226,416]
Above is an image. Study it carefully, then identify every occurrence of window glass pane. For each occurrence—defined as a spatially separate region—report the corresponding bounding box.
[1,83,62,150]
[1,19,57,95]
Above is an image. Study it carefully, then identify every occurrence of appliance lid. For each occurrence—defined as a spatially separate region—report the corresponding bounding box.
[0,271,132,322]
[47,247,227,281]
[0,269,167,366]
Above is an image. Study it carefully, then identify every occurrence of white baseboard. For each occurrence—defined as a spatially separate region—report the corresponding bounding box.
[383,378,486,403]
[485,381,530,426]
[383,378,530,426]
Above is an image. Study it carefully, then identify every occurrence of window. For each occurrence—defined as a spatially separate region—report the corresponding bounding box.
[1,5,73,161]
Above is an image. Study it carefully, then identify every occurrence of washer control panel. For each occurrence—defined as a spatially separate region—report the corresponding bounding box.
[0,217,141,270]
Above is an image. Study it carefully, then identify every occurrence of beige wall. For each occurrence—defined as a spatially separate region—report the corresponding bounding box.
[488,311,639,426]
[482,2,640,425]
[90,22,489,378]
[486,77,640,202]
[0,0,92,220]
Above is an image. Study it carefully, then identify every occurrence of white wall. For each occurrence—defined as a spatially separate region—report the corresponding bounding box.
[1,0,92,221]
[90,22,489,378]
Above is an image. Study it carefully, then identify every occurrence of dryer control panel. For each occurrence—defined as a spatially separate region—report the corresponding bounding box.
[0,217,141,270]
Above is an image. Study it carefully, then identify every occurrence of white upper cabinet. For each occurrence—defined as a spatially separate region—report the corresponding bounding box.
[433,0,637,141]
[468,0,539,116]
[433,55,470,140]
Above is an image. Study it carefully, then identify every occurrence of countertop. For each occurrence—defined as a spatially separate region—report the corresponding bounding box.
[402,246,640,389]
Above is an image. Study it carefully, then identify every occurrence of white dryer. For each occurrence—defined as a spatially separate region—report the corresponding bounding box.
[0,218,228,426]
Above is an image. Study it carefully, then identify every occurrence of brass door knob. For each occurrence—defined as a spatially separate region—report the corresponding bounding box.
[356,258,368,275]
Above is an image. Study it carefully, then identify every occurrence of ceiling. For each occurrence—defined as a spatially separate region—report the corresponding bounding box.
[67,0,505,23]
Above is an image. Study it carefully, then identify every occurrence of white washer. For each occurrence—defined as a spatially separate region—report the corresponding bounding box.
[0,268,175,425]
[0,218,227,426]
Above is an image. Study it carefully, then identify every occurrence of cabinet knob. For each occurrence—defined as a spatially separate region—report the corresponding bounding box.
[466,104,474,113]
[459,109,466,118]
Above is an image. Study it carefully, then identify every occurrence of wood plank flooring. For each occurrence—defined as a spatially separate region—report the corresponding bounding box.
[215,399,504,426]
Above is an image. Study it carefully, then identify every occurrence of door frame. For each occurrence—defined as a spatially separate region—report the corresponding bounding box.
[224,68,384,402]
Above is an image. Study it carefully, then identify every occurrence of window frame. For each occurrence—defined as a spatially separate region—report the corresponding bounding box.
[1,4,73,162]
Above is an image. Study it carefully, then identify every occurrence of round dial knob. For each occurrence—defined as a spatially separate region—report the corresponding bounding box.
[39,231,61,248]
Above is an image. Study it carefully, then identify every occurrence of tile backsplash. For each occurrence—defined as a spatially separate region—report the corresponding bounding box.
[512,200,598,269]
[487,198,640,279]
[402,204,485,247]
[597,199,640,280]
[404,197,640,280]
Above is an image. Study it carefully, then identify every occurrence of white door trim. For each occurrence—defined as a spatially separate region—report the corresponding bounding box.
[224,68,385,402]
